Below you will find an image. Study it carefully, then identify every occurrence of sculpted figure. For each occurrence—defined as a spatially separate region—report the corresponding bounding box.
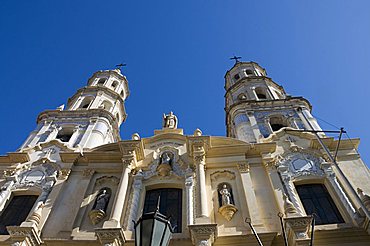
[219,184,232,206]
[160,152,172,165]
[93,188,111,212]
[163,111,178,129]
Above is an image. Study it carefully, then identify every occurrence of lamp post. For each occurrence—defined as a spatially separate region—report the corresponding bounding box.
[134,200,173,246]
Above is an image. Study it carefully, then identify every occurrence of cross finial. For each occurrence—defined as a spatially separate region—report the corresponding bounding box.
[230,55,242,64]
[115,63,127,70]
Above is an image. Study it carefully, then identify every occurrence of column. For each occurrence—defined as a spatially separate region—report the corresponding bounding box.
[185,169,195,225]
[237,163,263,225]
[104,157,133,228]
[127,171,143,231]
[247,111,263,141]
[194,150,208,218]
[0,177,16,210]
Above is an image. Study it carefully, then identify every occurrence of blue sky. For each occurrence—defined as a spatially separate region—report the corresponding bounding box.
[0,1,369,166]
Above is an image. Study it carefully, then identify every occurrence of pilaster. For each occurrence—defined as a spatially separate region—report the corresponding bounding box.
[237,162,263,226]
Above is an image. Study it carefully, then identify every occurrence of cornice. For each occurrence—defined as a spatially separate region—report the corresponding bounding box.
[67,85,127,108]
[226,97,312,117]
[0,152,30,164]
[36,109,121,129]
[225,76,285,95]
[224,61,266,78]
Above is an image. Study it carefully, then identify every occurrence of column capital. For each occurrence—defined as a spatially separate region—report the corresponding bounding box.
[95,228,125,246]
[189,224,217,246]
[237,162,250,173]
[284,216,312,246]
[7,225,42,246]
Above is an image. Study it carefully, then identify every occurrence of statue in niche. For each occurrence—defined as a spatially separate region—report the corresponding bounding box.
[219,184,234,206]
[157,151,173,177]
[163,111,178,129]
[89,187,111,225]
[93,188,111,211]
[217,183,238,221]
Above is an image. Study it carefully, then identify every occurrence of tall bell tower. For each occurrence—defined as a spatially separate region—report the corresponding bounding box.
[19,68,129,150]
[225,60,322,143]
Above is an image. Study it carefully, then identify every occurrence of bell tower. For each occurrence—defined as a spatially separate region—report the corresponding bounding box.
[19,68,129,150]
[225,60,322,143]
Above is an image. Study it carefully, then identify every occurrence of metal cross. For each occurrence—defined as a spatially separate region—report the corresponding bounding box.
[230,55,242,63]
[115,63,127,70]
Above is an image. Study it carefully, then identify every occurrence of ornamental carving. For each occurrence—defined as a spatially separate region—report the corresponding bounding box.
[142,147,186,179]
[237,163,250,173]
[277,151,324,179]
[82,169,95,177]
[96,228,125,246]
[7,226,42,246]
[210,170,236,182]
[96,176,120,186]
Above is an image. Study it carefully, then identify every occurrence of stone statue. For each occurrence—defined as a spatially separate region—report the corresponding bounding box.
[93,188,111,212]
[163,111,178,129]
[160,152,172,165]
[157,152,173,176]
[219,184,232,206]
[89,188,111,225]
[56,104,65,111]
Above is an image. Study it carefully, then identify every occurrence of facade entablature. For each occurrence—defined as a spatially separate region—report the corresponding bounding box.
[36,109,123,127]
[225,76,285,96]
[226,96,312,114]
[0,152,29,165]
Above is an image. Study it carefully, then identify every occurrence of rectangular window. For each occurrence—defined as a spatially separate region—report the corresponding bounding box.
[56,131,73,142]
[143,188,182,233]
[296,184,344,225]
[0,195,38,234]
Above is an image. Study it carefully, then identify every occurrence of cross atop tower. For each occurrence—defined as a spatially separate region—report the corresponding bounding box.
[115,63,127,70]
[230,55,242,64]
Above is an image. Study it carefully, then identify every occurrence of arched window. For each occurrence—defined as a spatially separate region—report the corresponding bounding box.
[0,195,38,234]
[296,184,344,225]
[255,87,268,100]
[233,73,240,81]
[269,116,288,131]
[120,90,124,97]
[101,100,113,111]
[143,188,182,233]
[111,81,118,90]
[97,78,106,86]
[79,97,93,109]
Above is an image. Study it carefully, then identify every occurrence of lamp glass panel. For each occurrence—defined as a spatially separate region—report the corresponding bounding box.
[135,223,141,246]
[141,218,154,246]
[161,225,172,246]
[152,219,166,245]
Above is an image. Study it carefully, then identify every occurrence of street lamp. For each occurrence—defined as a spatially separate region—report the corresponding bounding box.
[134,201,173,246]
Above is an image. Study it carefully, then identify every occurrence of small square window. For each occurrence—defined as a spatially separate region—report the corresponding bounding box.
[245,69,255,76]
[234,74,240,80]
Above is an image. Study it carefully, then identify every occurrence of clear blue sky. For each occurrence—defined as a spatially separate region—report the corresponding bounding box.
[0,1,369,166]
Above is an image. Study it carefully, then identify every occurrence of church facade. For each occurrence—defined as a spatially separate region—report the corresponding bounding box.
[0,61,370,246]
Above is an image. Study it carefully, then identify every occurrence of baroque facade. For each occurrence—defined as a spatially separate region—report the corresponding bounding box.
[1,61,370,246]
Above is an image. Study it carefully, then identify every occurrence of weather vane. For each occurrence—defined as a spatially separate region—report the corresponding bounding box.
[115,63,127,70]
[230,55,242,64]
